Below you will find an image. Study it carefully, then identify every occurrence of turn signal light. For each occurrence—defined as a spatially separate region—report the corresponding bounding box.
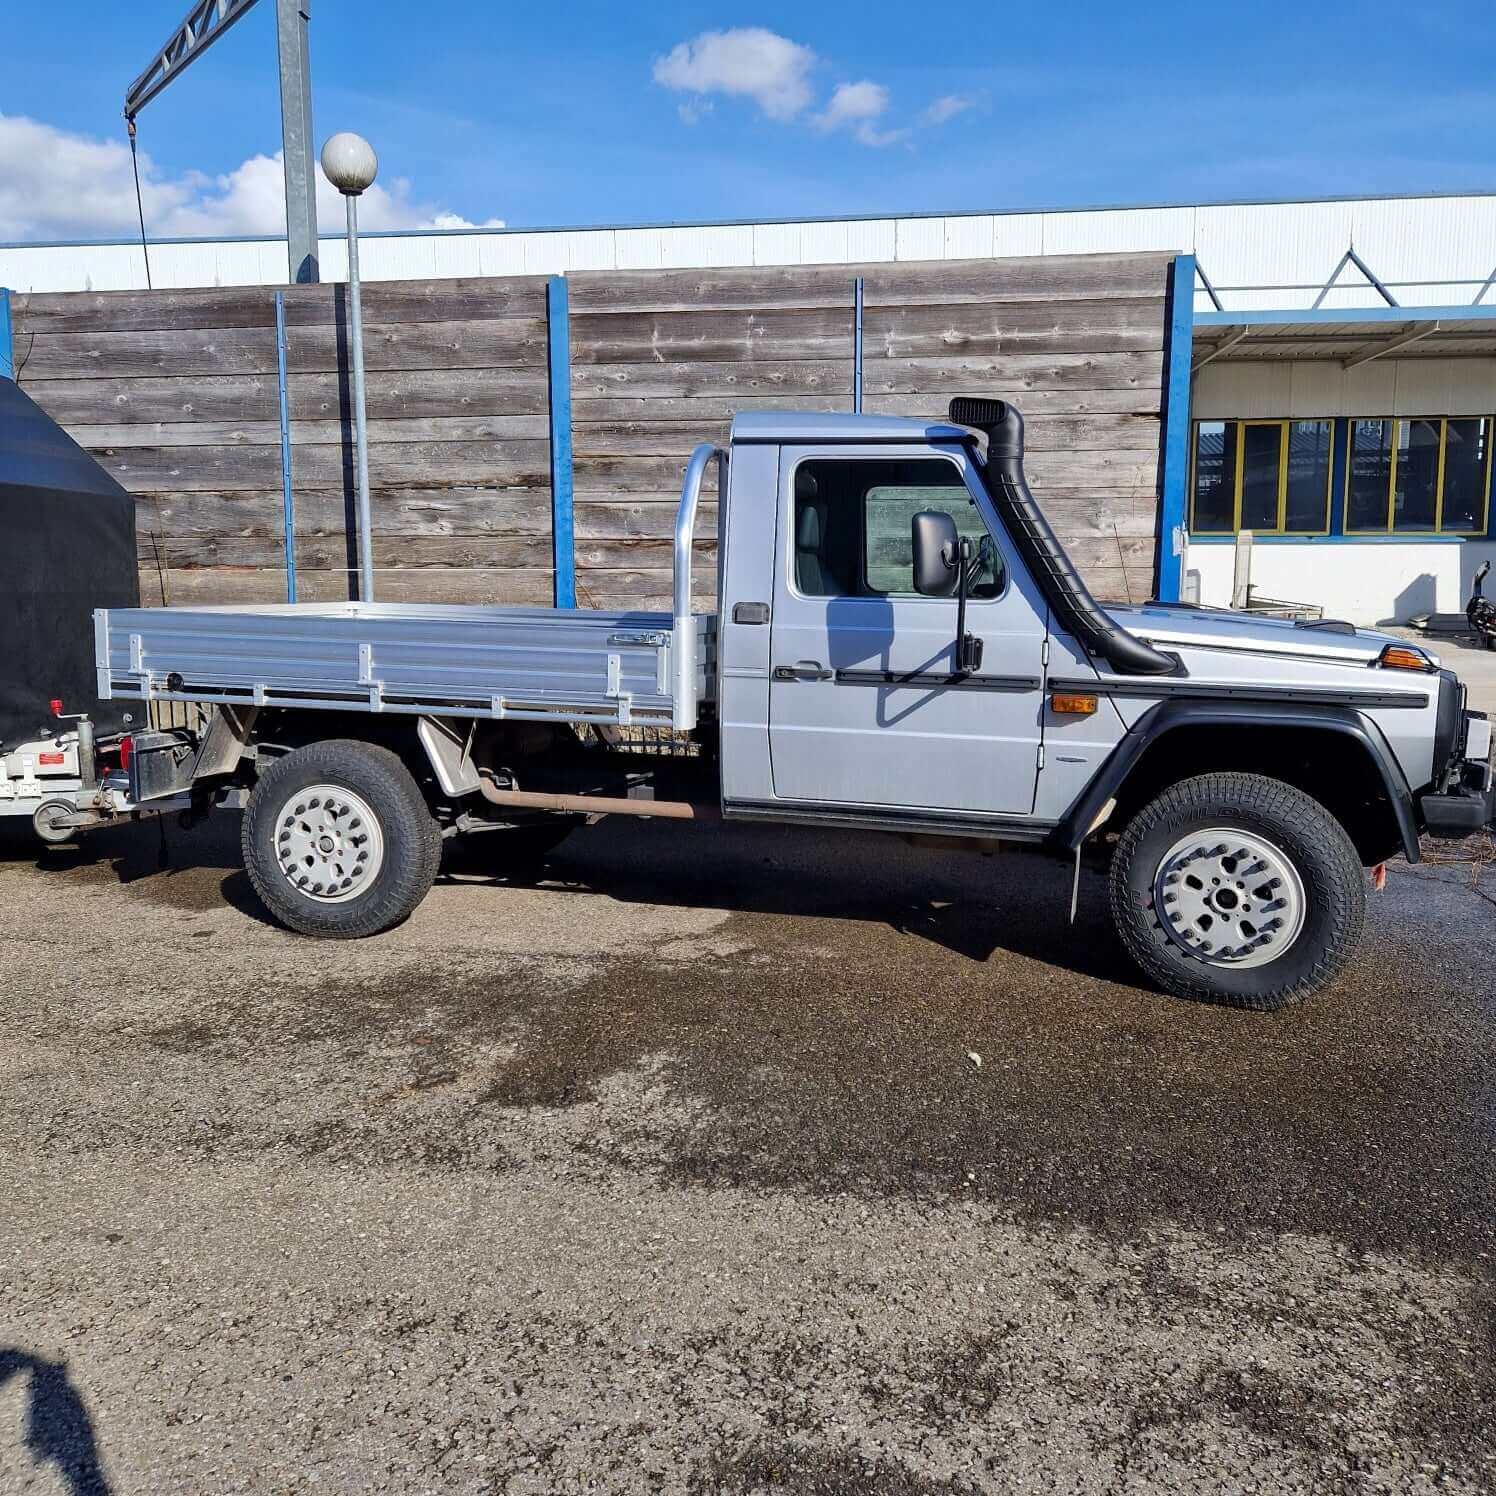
[1377,644,1436,673]
[1051,692,1099,716]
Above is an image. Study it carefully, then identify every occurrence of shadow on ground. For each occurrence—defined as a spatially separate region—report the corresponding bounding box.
[0,1350,112,1496]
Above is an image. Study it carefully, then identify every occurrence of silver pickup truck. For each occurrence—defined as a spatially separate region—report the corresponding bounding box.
[95,398,1493,1010]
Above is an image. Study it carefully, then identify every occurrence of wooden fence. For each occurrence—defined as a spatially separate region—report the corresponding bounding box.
[12,276,557,606]
[11,249,1170,610]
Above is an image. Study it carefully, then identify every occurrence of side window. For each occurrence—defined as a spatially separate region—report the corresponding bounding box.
[793,457,1001,599]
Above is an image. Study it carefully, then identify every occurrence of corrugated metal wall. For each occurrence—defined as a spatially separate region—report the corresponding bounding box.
[4,194,1493,309]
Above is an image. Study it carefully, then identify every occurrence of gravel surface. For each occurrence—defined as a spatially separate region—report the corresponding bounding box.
[2,811,1493,1494]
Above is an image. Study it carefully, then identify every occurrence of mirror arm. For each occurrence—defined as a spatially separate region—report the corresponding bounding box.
[953,538,984,676]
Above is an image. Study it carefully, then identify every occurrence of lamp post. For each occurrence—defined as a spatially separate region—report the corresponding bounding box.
[320,131,379,602]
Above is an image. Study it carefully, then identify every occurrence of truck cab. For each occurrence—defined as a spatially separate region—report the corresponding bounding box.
[719,411,1060,833]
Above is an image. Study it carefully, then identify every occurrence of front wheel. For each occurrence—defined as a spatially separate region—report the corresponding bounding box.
[242,739,442,938]
[1108,772,1366,1011]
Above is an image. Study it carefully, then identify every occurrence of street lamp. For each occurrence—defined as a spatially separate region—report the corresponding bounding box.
[320,131,378,602]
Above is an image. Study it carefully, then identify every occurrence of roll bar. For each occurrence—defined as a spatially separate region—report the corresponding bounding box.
[671,443,726,730]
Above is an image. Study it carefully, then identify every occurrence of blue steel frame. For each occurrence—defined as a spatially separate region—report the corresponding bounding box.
[274,290,297,601]
[0,287,13,381]
[1155,254,1195,601]
[547,276,576,608]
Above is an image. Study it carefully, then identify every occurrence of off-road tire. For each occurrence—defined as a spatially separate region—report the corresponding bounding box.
[242,738,442,938]
[1108,772,1366,1011]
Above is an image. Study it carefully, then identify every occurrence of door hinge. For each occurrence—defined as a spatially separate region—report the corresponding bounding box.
[1037,743,1045,771]
[1041,637,1050,669]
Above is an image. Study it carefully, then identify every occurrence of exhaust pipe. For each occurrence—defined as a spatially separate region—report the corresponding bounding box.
[477,774,718,821]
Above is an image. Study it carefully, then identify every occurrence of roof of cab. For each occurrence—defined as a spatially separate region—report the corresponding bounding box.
[729,411,976,445]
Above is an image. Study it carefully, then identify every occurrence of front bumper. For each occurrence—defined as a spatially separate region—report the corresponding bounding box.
[1420,709,1493,838]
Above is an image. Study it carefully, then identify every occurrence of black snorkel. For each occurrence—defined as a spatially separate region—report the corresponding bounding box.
[950,397,1176,677]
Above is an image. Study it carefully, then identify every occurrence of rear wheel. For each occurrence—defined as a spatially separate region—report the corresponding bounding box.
[242,739,442,938]
[1108,772,1366,1011]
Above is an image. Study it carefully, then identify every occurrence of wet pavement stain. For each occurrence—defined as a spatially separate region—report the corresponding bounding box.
[6,803,1496,1493]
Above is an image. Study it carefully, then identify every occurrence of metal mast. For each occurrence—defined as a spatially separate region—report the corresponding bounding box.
[124,0,320,283]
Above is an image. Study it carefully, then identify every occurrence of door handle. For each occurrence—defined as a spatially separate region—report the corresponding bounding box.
[773,661,833,682]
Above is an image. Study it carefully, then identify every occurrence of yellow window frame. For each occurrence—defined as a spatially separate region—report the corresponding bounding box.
[1353,417,1495,535]
[1346,418,1397,532]
[1226,419,1332,536]
[1188,420,1235,534]
[1429,416,1495,536]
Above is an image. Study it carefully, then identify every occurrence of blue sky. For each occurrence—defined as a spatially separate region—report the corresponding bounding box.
[1,1,1494,240]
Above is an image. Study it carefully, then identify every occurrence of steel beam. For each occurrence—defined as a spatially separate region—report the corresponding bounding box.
[1341,321,1441,369]
[125,0,318,284]
[852,276,864,413]
[125,0,261,118]
[275,0,318,283]
[1191,325,1249,371]
[546,276,576,608]
[1156,254,1195,603]
[1312,247,1398,310]
[274,290,297,601]
[0,288,13,382]
[1194,259,1225,312]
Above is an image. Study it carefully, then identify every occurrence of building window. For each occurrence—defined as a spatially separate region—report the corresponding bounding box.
[1347,417,1494,534]
[1191,419,1332,534]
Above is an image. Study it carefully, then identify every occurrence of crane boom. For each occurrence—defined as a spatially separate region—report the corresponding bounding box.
[123,0,319,283]
[125,0,263,119]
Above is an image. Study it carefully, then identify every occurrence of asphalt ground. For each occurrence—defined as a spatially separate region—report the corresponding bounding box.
[1,804,1493,1495]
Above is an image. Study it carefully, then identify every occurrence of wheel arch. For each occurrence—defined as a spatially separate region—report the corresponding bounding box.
[1058,700,1420,866]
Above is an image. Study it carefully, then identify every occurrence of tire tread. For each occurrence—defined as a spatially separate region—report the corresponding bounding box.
[242,739,442,939]
[1108,771,1366,1011]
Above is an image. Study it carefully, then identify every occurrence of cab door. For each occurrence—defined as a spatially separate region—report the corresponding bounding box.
[766,443,1046,818]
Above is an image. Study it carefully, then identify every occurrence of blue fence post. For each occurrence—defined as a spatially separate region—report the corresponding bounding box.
[852,277,864,414]
[0,288,14,382]
[547,276,576,609]
[1156,253,1196,601]
[274,290,297,602]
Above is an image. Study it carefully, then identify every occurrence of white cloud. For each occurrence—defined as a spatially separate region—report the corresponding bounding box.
[652,27,816,122]
[0,113,501,242]
[814,81,906,147]
[922,94,974,127]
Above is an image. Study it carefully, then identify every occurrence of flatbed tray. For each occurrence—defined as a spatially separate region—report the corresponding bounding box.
[95,601,716,730]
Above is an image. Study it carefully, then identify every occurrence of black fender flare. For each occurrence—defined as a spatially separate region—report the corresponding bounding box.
[1053,698,1420,864]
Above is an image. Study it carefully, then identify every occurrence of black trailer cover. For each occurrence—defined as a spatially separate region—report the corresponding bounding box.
[0,380,139,744]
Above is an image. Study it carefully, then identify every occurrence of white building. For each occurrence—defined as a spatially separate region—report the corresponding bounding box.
[4,190,1494,625]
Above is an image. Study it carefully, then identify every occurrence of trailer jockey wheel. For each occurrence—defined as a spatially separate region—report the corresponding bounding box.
[33,800,77,846]
[242,739,443,939]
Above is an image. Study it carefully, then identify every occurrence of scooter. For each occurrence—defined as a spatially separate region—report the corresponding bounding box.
[1468,561,1496,650]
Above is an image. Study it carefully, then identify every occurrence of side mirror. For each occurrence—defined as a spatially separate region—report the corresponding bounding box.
[911,510,960,597]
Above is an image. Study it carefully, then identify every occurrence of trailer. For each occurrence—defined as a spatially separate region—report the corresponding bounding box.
[0,378,186,843]
[93,402,1492,1010]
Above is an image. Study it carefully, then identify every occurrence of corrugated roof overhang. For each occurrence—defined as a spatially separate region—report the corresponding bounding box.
[1192,305,1496,368]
